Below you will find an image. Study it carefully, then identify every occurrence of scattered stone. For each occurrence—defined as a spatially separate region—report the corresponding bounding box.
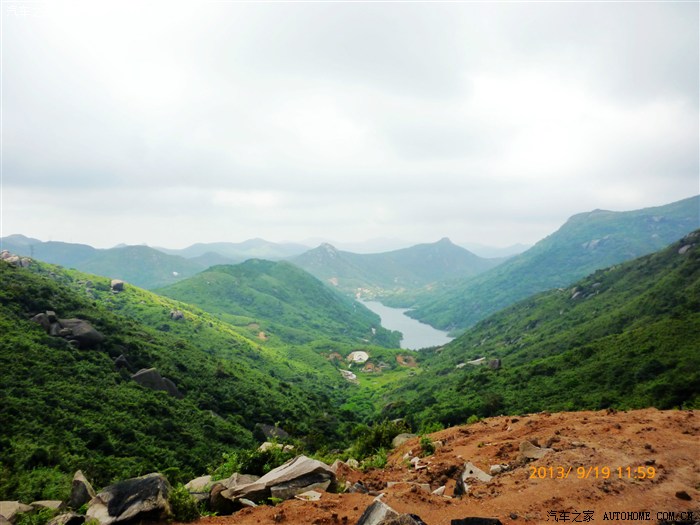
[46,513,84,525]
[0,502,34,523]
[30,313,51,332]
[489,464,508,475]
[386,482,430,492]
[678,244,693,255]
[356,500,399,525]
[509,513,518,520]
[86,473,171,525]
[462,462,493,483]
[392,434,417,448]
[517,441,553,461]
[348,481,369,494]
[110,280,125,292]
[169,310,184,321]
[432,486,446,496]
[675,490,692,501]
[294,490,322,502]
[68,471,96,510]
[346,459,360,469]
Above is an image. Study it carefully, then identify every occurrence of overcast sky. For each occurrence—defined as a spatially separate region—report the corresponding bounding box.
[2,0,698,250]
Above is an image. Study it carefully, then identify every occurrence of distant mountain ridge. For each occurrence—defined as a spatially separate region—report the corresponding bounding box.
[0,235,205,289]
[156,238,310,261]
[408,195,700,332]
[291,237,503,298]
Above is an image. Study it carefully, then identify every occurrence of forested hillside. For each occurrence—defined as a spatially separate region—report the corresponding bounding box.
[381,230,700,428]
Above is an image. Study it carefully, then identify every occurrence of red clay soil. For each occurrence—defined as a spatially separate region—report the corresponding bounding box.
[186,409,699,525]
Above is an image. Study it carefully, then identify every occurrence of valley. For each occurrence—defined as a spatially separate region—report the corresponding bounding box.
[1,196,699,524]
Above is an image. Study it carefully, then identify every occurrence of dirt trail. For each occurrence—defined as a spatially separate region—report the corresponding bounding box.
[188,408,699,525]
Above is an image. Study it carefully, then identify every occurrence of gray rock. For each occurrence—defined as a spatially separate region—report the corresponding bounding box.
[679,244,693,255]
[220,473,260,490]
[131,368,183,398]
[356,500,399,525]
[346,458,360,469]
[256,423,290,440]
[68,470,96,509]
[489,464,508,475]
[46,513,85,525]
[221,455,335,503]
[391,433,417,448]
[46,311,58,323]
[86,473,171,525]
[0,502,33,523]
[0,515,10,525]
[432,486,446,496]
[31,313,51,332]
[184,475,212,493]
[58,319,105,348]
[110,280,125,292]
[518,441,553,461]
[169,310,184,320]
[113,355,130,370]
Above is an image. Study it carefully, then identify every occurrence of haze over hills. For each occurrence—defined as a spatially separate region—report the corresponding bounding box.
[407,195,700,332]
[156,238,310,261]
[291,238,503,299]
[381,229,700,428]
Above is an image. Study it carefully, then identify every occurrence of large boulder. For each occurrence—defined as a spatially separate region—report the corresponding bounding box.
[392,434,417,448]
[68,471,96,510]
[59,319,105,348]
[110,280,125,292]
[46,513,85,525]
[221,456,335,504]
[131,368,183,399]
[86,473,171,525]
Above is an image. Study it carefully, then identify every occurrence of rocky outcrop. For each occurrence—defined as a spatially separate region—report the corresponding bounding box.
[220,456,335,507]
[169,310,184,321]
[110,280,125,292]
[30,312,104,348]
[68,471,96,510]
[131,368,183,398]
[256,423,290,440]
[86,473,171,525]
[1,251,31,267]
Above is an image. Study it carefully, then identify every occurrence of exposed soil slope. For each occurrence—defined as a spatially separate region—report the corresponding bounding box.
[192,408,698,525]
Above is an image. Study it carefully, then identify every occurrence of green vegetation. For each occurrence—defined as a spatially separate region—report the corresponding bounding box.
[0,260,360,501]
[408,195,700,332]
[168,484,201,522]
[381,231,700,428]
[156,259,401,347]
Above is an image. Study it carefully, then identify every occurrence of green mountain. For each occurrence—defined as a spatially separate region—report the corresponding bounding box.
[0,236,206,289]
[291,238,502,299]
[156,259,402,347]
[0,258,363,501]
[380,230,700,428]
[409,195,700,332]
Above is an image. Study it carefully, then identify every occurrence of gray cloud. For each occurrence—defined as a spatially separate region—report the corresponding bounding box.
[2,0,697,248]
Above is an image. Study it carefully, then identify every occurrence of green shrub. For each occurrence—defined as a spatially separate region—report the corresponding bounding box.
[419,436,435,457]
[15,509,57,525]
[351,419,410,459]
[168,484,200,523]
[361,448,388,470]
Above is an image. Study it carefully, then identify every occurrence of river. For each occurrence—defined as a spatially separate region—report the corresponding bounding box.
[360,300,454,350]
